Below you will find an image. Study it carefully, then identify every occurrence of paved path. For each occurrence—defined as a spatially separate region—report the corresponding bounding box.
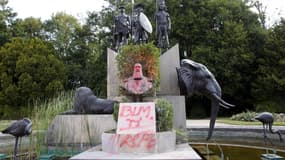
[187,119,232,127]
[187,119,285,131]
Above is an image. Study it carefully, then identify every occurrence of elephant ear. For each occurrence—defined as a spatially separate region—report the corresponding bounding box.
[181,59,203,70]
[176,67,194,96]
[176,67,188,95]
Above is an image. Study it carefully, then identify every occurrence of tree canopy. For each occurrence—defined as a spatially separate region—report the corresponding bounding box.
[0,38,66,108]
[1,0,285,119]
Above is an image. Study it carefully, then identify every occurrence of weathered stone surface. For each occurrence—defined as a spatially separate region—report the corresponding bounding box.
[101,131,176,154]
[107,48,120,99]
[159,44,180,95]
[46,115,116,146]
[70,143,202,160]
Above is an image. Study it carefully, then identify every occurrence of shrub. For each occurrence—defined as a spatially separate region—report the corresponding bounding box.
[155,99,173,132]
[230,110,258,122]
[230,111,285,122]
[0,38,66,108]
[113,103,119,122]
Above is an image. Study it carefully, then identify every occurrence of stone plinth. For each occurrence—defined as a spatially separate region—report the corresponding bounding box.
[70,143,202,160]
[159,44,180,95]
[101,131,176,154]
[107,48,119,99]
[46,115,116,146]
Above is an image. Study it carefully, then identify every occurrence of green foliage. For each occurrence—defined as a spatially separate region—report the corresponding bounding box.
[0,0,284,117]
[252,20,285,113]
[29,91,73,157]
[116,43,160,91]
[230,110,285,122]
[0,38,66,111]
[31,91,73,130]
[230,110,258,122]
[0,0,17,46]
[113,102,119,122]
[155,99,173,132]
[42,12,107,94]
[11,17,43,38]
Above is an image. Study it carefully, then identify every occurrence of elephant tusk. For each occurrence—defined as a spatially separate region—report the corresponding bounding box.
[219,103,230,109]
[212,93,235,108]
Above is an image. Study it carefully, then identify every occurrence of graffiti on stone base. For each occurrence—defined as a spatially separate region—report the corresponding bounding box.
[117,102,156,134]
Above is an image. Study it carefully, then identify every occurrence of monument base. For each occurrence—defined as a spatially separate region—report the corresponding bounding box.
[46,115,116,146]
[70,143,202,160]
[101,131,176,153]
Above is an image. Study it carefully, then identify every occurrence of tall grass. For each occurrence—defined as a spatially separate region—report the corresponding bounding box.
[31,91,74,130]
[28,91,74,158]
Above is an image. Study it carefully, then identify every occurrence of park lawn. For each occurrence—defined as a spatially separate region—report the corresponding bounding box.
[217,118,285,126]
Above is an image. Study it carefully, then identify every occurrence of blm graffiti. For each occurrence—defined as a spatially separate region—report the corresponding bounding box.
[113,102,157,153]
[117,102,156,134]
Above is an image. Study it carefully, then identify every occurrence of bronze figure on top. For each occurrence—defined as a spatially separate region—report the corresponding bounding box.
[155,0,171,49]
[114,6,131,51]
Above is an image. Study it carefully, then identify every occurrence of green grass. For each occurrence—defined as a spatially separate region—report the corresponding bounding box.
[28,91,74,157]
[0,120,15,131]
[218,118,285,126]
[31,91,73,130]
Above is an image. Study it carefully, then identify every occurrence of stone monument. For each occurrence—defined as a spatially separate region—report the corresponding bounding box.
[69,1,202,159]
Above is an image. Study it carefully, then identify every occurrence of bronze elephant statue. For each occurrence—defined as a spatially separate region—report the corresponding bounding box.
[176,59,235,140]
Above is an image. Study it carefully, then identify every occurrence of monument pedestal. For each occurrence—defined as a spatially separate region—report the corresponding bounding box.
[70,143,202,160]
[46,115,116,146]
[101,131,176,153]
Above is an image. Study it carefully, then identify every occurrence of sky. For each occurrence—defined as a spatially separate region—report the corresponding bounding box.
[8,0,108,21]
[7,0,285,27]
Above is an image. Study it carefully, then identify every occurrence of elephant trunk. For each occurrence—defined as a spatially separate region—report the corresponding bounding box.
[268,123,283,142]
[207,98,220,141]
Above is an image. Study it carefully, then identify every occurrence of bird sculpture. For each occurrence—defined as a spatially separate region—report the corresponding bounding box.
[254,112,283,143]
[1,118,32,160]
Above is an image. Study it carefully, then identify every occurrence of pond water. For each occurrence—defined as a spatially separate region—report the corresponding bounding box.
[191,143,285,160]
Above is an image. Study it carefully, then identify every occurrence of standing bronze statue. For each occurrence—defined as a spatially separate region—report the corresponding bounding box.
[114,6,131,51]
[133,3,152,44]
[155,0,171,49]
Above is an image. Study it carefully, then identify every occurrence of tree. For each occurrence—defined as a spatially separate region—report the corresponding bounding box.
[42,12,92,89]
[42,12,81,58]
[0,0,17,46]
[164,0,266,113]
[84,6,115,96]
[10,17,43,38]
[252,20,285,112]
[0,38,66,108]
[247,0,267,28]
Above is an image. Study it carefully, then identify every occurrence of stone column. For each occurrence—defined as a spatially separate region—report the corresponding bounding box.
[107,48,120,99]
[158,44,187,131]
